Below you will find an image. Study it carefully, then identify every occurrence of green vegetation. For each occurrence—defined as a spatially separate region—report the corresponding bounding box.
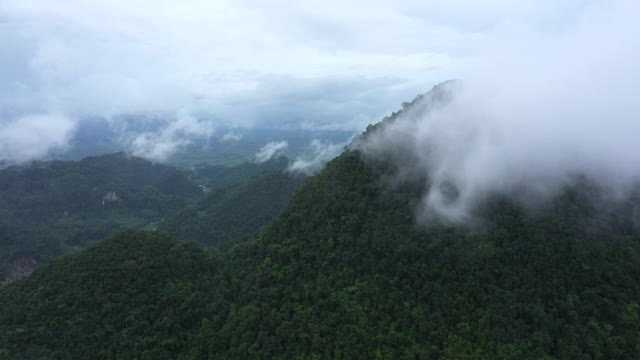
[159,170,303,246]
[0,153,303,281]
[0,153,201,280]
[193,149,640,359]
[0,231,214,359]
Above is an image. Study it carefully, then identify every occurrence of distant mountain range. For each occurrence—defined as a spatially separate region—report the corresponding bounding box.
[55,117,353,167]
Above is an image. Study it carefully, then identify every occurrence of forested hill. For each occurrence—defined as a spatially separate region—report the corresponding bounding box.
[195,148,640,359]
[0,153,201,281]
[0,153,300,282]
[158,170,303,246]
[3,87,640,359]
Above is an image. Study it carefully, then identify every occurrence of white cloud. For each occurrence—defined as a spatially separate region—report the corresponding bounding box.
[360,0,640,222]
[0,0,624,167]
[288,139,347,175]
[220,132,243,142]
[129,111,214,162]
[253,141,288,164]
[0,114,76,162]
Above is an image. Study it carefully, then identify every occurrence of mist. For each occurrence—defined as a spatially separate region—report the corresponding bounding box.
[220,132,243,142]
[0,114,76,162]
[359,0,640,222]
[288,140,349,175]
[127,112,215,162]
[253,141,289,164]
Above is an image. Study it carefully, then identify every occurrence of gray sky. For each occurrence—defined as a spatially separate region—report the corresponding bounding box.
[0,0,613,161]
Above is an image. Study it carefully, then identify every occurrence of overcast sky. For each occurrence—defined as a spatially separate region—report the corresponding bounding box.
[0,0,620,161]
[1,1,593,124]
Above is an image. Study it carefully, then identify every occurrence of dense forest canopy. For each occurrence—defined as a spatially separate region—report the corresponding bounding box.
[158,169,303,246]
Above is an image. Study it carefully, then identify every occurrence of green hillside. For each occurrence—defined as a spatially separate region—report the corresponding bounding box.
[0,153,299,281]
[0,153,202,281]
[200,150,640,359]
[158,170,303,246]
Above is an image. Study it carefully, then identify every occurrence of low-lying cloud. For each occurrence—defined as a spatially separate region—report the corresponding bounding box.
[288,139,348,175]
[253,141,288,164]
[128,112,214,162]
[0,114,76,162]
[220,132,243,142]
[360,0,640,223]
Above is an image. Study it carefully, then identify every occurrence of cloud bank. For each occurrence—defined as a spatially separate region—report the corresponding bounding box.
[0,0,462,131]
[360,0,640,222]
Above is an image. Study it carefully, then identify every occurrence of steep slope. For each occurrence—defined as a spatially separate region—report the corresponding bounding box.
[0,153,202,281]
[158,170,303,246]
[196,150,640,359]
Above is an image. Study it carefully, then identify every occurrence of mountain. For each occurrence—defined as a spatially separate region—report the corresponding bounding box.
[2,87,640,359]
[158,169,303,246]
[0,153,202,281]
